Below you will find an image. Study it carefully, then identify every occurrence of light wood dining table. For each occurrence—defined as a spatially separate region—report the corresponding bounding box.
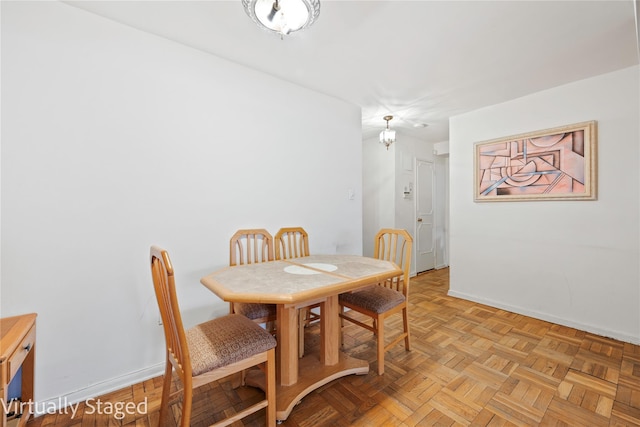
[200,253,402,421]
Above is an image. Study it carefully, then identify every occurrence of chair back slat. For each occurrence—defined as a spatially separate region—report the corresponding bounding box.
[150,246,192,383]
[374,228,413,295]
[275,227,310,260]
[230,229,274,266]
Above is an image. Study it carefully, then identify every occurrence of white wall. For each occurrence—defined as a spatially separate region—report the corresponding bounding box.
[434,154,449,269]
[362,135,395,257]
[1,1,363,404]
[433,140,450,269]
[449,66,640,344]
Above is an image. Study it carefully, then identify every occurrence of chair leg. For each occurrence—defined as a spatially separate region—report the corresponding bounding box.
[232,370,246,388]
[158,360,173,427]
[376,316,385,375]
[266,320,276,335]
[339,305,344,347]
[403,307,411,351]
[265,349,276,427]
[180,383,193,427]
[299,308,306,358]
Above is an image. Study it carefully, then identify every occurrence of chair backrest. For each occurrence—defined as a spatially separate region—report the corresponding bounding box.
[374,228,413,296]
[230,229,275,266]
[150,246,192,384]
[274,227,310,260]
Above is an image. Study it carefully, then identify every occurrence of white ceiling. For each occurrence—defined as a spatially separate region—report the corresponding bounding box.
[64,0,639,143]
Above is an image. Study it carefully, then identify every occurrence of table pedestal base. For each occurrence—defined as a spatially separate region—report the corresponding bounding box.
[245,353,368,422]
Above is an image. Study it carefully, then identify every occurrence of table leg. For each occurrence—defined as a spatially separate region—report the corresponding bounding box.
[276,304,298,386]
[247,297,368,422]
[320,295,339,366]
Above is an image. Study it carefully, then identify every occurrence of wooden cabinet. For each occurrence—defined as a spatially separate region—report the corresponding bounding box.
[0,314,36,427]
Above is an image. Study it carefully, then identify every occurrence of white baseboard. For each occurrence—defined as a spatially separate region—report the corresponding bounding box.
[447,290,640,345]
[33,362,165,416]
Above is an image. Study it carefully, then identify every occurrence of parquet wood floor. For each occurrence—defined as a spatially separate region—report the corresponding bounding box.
[26,268,640,426]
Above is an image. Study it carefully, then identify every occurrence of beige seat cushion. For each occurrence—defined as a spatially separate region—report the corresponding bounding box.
[234,302,276,320]
[186,314,277,376]
[339,285,405,314]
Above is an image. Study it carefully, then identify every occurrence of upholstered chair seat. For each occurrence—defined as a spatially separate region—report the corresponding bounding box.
[338,285,405,314]
[186,314,277,375]
[232,303,278,322]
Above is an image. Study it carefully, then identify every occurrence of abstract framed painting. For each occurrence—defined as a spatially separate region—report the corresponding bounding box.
[474,121,597,202]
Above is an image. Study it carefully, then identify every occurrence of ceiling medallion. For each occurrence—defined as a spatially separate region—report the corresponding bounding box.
[242,0,321,37]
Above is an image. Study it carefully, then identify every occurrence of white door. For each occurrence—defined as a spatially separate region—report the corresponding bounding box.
[416,159,436,273]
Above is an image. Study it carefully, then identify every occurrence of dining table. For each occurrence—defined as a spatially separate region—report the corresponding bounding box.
[200,253,402,421]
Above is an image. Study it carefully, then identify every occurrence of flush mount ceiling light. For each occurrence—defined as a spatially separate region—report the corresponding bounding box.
[379,115,396,150]
[242,0,321,37]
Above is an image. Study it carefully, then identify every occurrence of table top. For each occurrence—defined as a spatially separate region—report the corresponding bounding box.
[200,254,402,305]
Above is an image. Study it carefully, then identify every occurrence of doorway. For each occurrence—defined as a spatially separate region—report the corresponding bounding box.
[416,159,436,273]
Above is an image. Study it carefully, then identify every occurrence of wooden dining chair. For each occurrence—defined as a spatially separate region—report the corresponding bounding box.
[229,229,277,333]
[150,246,277,427]
[338,228,413,375]
[274,227,318,357]
[274,227,310,260]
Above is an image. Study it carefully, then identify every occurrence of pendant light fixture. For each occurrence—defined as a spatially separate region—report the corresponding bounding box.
[379,115,396,150]
[242,0,321,36]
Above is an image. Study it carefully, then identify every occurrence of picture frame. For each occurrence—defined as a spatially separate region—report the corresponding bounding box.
[474,120,597,202]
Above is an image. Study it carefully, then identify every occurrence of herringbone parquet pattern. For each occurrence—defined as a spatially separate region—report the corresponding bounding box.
[26,268,640,426]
